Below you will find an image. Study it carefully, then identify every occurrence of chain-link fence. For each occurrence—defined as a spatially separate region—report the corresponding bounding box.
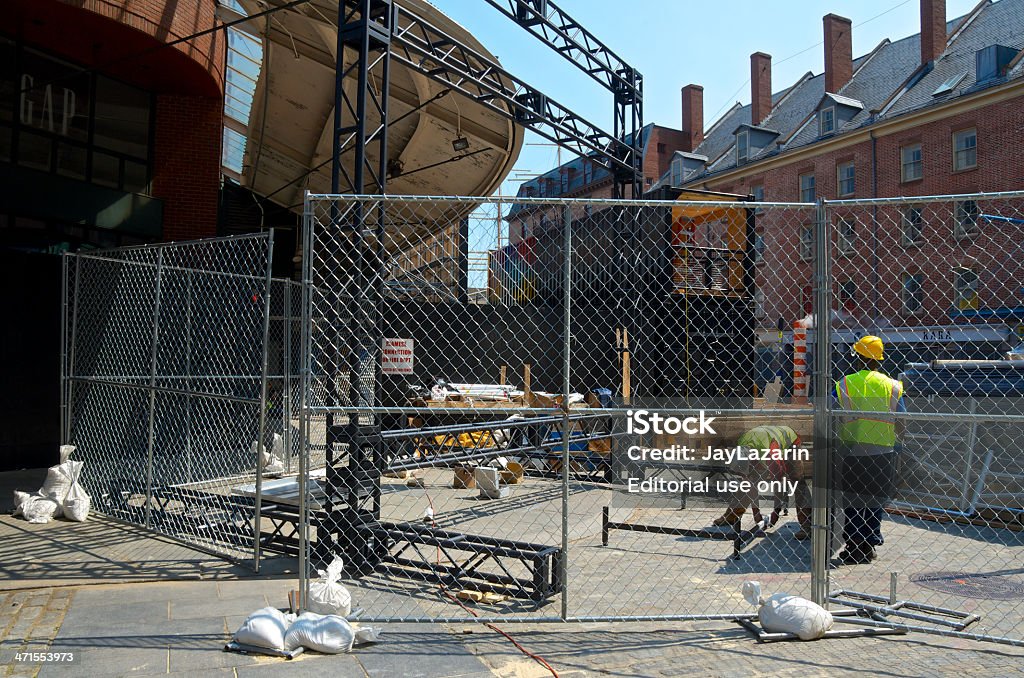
[818,192,1024,644]
[62,233,275,565]
[293,191,1024,643]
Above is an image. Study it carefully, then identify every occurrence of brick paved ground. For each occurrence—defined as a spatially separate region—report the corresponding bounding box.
[1,588,75,678]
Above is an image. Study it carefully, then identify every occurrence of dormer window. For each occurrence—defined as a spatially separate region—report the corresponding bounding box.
[736,130,749,164]
[820,107,835,135]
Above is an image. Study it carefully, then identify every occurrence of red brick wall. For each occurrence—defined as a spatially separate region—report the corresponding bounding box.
[153,95,223,241]
[63,0,224,93]
[698,94,1024,330]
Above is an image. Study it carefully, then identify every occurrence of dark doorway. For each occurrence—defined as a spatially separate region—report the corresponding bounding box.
[0,249,61,470]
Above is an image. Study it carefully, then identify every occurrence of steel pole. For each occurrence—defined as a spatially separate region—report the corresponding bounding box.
[59,253,68,445]
[811,198,833,605]
[144,248,165,529]
[560,203,572,621]
[298,193,314,610]
[253,230,276,573]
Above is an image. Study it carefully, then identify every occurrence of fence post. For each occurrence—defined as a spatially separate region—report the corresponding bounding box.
[298,193,313,610]
[560,202,572,621]
[810,199,833,605]
[144,248,165,529]
[65,255,81,444]
[253,229,276,573]
[284,282,293,474]
[59,253,68,445]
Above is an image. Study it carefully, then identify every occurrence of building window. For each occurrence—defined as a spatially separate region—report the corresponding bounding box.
[0,41,153,194]
[799,173,815,202]
[838,280,857,307]
[953,266,980,311]
[953,128,977,171]
[902,206,924,246]
[736,131,749,164]
[670,157,684,185]
[837,161,855,197]
[902,272,924,314]
[753,233,765,263]
[820,107,835,135]
[837,217,856,254]
[954,199,980,238]
[800,226,814,261]
[901,143,923,182]
[657,142,667,154]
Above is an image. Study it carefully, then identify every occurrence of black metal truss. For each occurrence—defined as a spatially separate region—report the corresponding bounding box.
[480,0,639,98]
[479,0,643,197]
[388,3,635,177]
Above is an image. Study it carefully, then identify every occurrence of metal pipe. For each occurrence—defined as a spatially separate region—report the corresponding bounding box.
[810,198,832,605]
[560,203,572,622]
[346,614,759,624]
[253,229,276,573]
[65,377,261,405]
[835,617,1024,649]
[66,255,81,444]
[284,281,293,474]
[144,248,165,529]
[298,192,314,611]
[959,397,978,512]
[59,253,68,445]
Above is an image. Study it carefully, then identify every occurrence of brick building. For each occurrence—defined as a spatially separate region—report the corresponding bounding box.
[0,0,225,469]
[506,124,688,243]
[670,0,1024,335]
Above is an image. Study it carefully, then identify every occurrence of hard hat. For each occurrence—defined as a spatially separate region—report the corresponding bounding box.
[853,335,884,361]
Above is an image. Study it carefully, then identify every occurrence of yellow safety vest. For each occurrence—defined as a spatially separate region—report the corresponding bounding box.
[737,425,799,452]
[835,370,903,447]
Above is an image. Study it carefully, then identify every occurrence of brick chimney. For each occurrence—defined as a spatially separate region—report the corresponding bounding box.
[920,0,946,64]
[681,84,704,152]
[750,52,772,126]
[823,14,853,93]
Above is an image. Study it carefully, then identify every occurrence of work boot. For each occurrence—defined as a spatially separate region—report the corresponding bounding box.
[836,543,876,564]
[712,508,744,528]
[793,508,812,540]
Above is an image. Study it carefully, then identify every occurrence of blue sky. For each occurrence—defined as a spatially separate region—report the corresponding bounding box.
[431,0,980,196]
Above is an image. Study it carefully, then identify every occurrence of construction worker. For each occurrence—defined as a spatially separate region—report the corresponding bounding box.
[834,335,905,565]
[712,424,811,539]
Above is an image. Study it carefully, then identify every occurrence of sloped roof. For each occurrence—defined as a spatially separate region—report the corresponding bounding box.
[676,0,1024,186]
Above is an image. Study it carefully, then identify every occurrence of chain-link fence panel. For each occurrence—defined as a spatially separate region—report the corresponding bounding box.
[300,194,829,623]
[64,233,274,565]
[560,197,821,620]
[821,192,1024,643]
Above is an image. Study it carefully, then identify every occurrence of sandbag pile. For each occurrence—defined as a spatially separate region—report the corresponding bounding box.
[251,434,286,475]
[12,445,91,524]
[230,559,380,656]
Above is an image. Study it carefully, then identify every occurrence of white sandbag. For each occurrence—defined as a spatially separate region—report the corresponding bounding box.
[63,484,91,522]
[232,607,296,651]
[307,557,352,616]
[56,459,90,522]
[353,625,383,645]
[12,490,32,516]
[742,581,833,640]
[283,612,355,654]
[251,436,286,475]
[21,496,60,524]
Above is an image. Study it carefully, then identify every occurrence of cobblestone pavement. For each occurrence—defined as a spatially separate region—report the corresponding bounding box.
[0,588,75,678]
[3,580,1024,677]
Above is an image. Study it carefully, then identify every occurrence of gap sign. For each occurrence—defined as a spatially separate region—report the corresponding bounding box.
[382,338,414,375]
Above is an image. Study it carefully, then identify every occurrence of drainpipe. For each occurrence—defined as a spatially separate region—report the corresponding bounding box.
[870,130,879,332]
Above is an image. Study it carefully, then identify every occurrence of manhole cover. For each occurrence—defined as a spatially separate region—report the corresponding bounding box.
[910,572,1024,600]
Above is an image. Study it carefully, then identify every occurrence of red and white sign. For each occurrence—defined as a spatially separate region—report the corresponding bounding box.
[381,338,414,375]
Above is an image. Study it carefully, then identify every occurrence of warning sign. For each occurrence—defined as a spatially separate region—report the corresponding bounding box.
[381,338,414,375]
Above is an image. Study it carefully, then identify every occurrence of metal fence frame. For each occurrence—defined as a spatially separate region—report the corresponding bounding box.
[61,232,276,569]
